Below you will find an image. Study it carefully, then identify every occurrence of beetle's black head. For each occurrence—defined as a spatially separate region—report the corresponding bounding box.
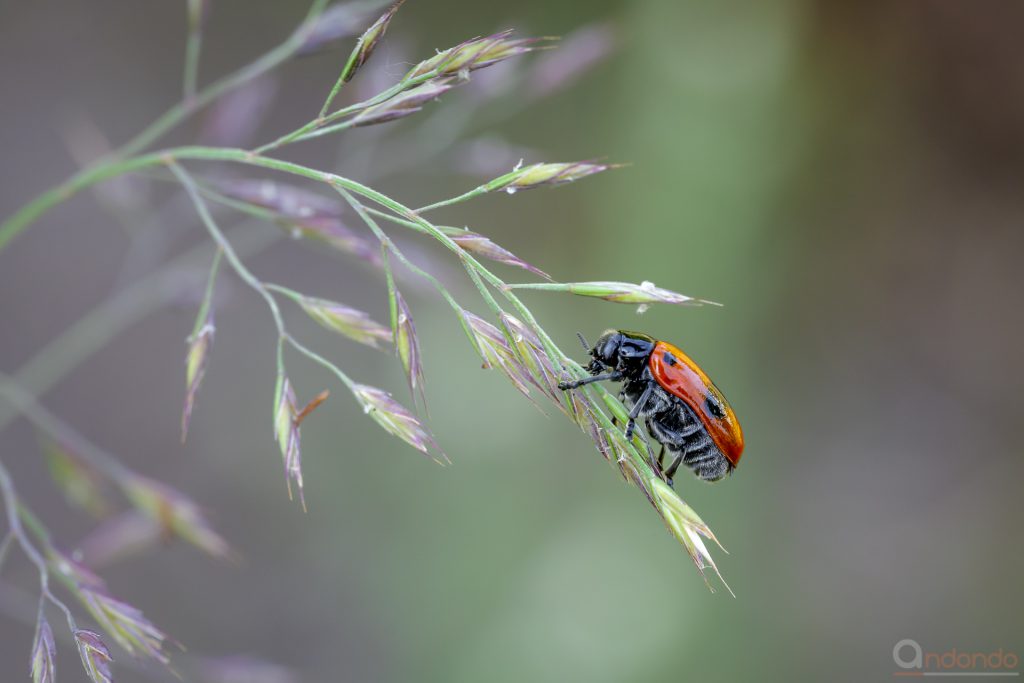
[588,329,656,376]
[590,330,623,368]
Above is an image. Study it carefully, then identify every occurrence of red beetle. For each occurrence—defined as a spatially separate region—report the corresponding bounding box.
[559,330,744,483]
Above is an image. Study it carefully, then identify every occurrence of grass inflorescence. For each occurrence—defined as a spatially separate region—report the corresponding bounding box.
[0,2,732,679]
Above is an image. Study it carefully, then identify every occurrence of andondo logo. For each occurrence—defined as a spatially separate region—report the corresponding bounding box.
[893,639,1020,677]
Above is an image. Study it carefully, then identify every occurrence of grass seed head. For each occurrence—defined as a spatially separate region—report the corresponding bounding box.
[462,312,535,399]
[31,616,56,683]
[296,2,388,56]
[614,447,657,508]
[74,630,113,683]
[41,437,111,518]
[407,30,549,80]
[297,295,392,350]
[353,384,445,462]
[499,313,562,402]
[449,231,551,280]
[182,320,214,441]
[291,217,383,266]
[121,474,231,559]
[342,0,404,83]
[78,590,170,664]
[491,161,616,193]
[650,478,733,596]
[273,372,305,507]
[352,79,456,126]
[390,287,425,407]
[518,280,711,306]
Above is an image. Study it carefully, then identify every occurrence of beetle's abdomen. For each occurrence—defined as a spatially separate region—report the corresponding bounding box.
[646,398,732,482]
[623,377,733,482]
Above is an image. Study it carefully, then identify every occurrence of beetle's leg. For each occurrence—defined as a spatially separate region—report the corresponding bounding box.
[558,370,623,390]
[657,444,666,468]
[665,448,685,484]
[624,383,654,439]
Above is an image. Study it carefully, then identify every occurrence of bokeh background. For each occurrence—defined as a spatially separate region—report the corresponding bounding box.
[1,1,1022,681]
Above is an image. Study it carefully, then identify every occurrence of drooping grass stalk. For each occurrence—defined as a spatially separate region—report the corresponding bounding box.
[2,12,733,677]
[171,162,359,385]
[0,459,81,634]
[3,143,666,504]
[339,193,666,486]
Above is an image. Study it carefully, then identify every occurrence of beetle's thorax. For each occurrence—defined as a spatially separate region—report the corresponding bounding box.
[589,330,656,379]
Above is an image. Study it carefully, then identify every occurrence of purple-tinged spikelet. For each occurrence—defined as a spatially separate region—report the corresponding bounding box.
[499,313,562,402]
[297,295,392,350]
[407,30,550,79]
[352,79,456,126]
[78,590,170,665]
[215,179,383,265]
[296,2,387,56]
[505,280,715,307]
[449,231,550,280]
[30,616,56,683]
[182,319,214,441]
[121,474,231,559]
[492,161,616,194]
[353,384,445,462]
[389,287,425,407]
[462,312,536,399]
[342,0,404,83]
[41,438,111,518]
[273,373,305,508]
[650,479,733,596]
[75,630,113,683]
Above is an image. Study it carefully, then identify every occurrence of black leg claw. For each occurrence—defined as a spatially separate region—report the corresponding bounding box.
[665,452,683,482]
[558,370,624,392]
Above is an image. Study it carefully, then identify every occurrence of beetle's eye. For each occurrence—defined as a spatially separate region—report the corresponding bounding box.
[705,395,726,419]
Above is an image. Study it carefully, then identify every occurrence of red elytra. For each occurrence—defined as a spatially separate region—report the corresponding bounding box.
[648,341,745,467]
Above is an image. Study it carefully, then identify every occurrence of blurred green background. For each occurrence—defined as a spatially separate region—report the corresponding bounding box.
[1,0,1022,681]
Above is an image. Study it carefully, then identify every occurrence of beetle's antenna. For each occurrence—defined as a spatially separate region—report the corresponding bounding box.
[576,332,590,351]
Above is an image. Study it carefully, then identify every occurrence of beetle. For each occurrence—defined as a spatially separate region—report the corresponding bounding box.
[558,330,744,484]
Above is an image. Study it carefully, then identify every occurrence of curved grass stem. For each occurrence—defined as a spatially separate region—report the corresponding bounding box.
[0,0,329,251]
[170,162,358,397]
[8,145,675,571]
[0,459,80,632]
